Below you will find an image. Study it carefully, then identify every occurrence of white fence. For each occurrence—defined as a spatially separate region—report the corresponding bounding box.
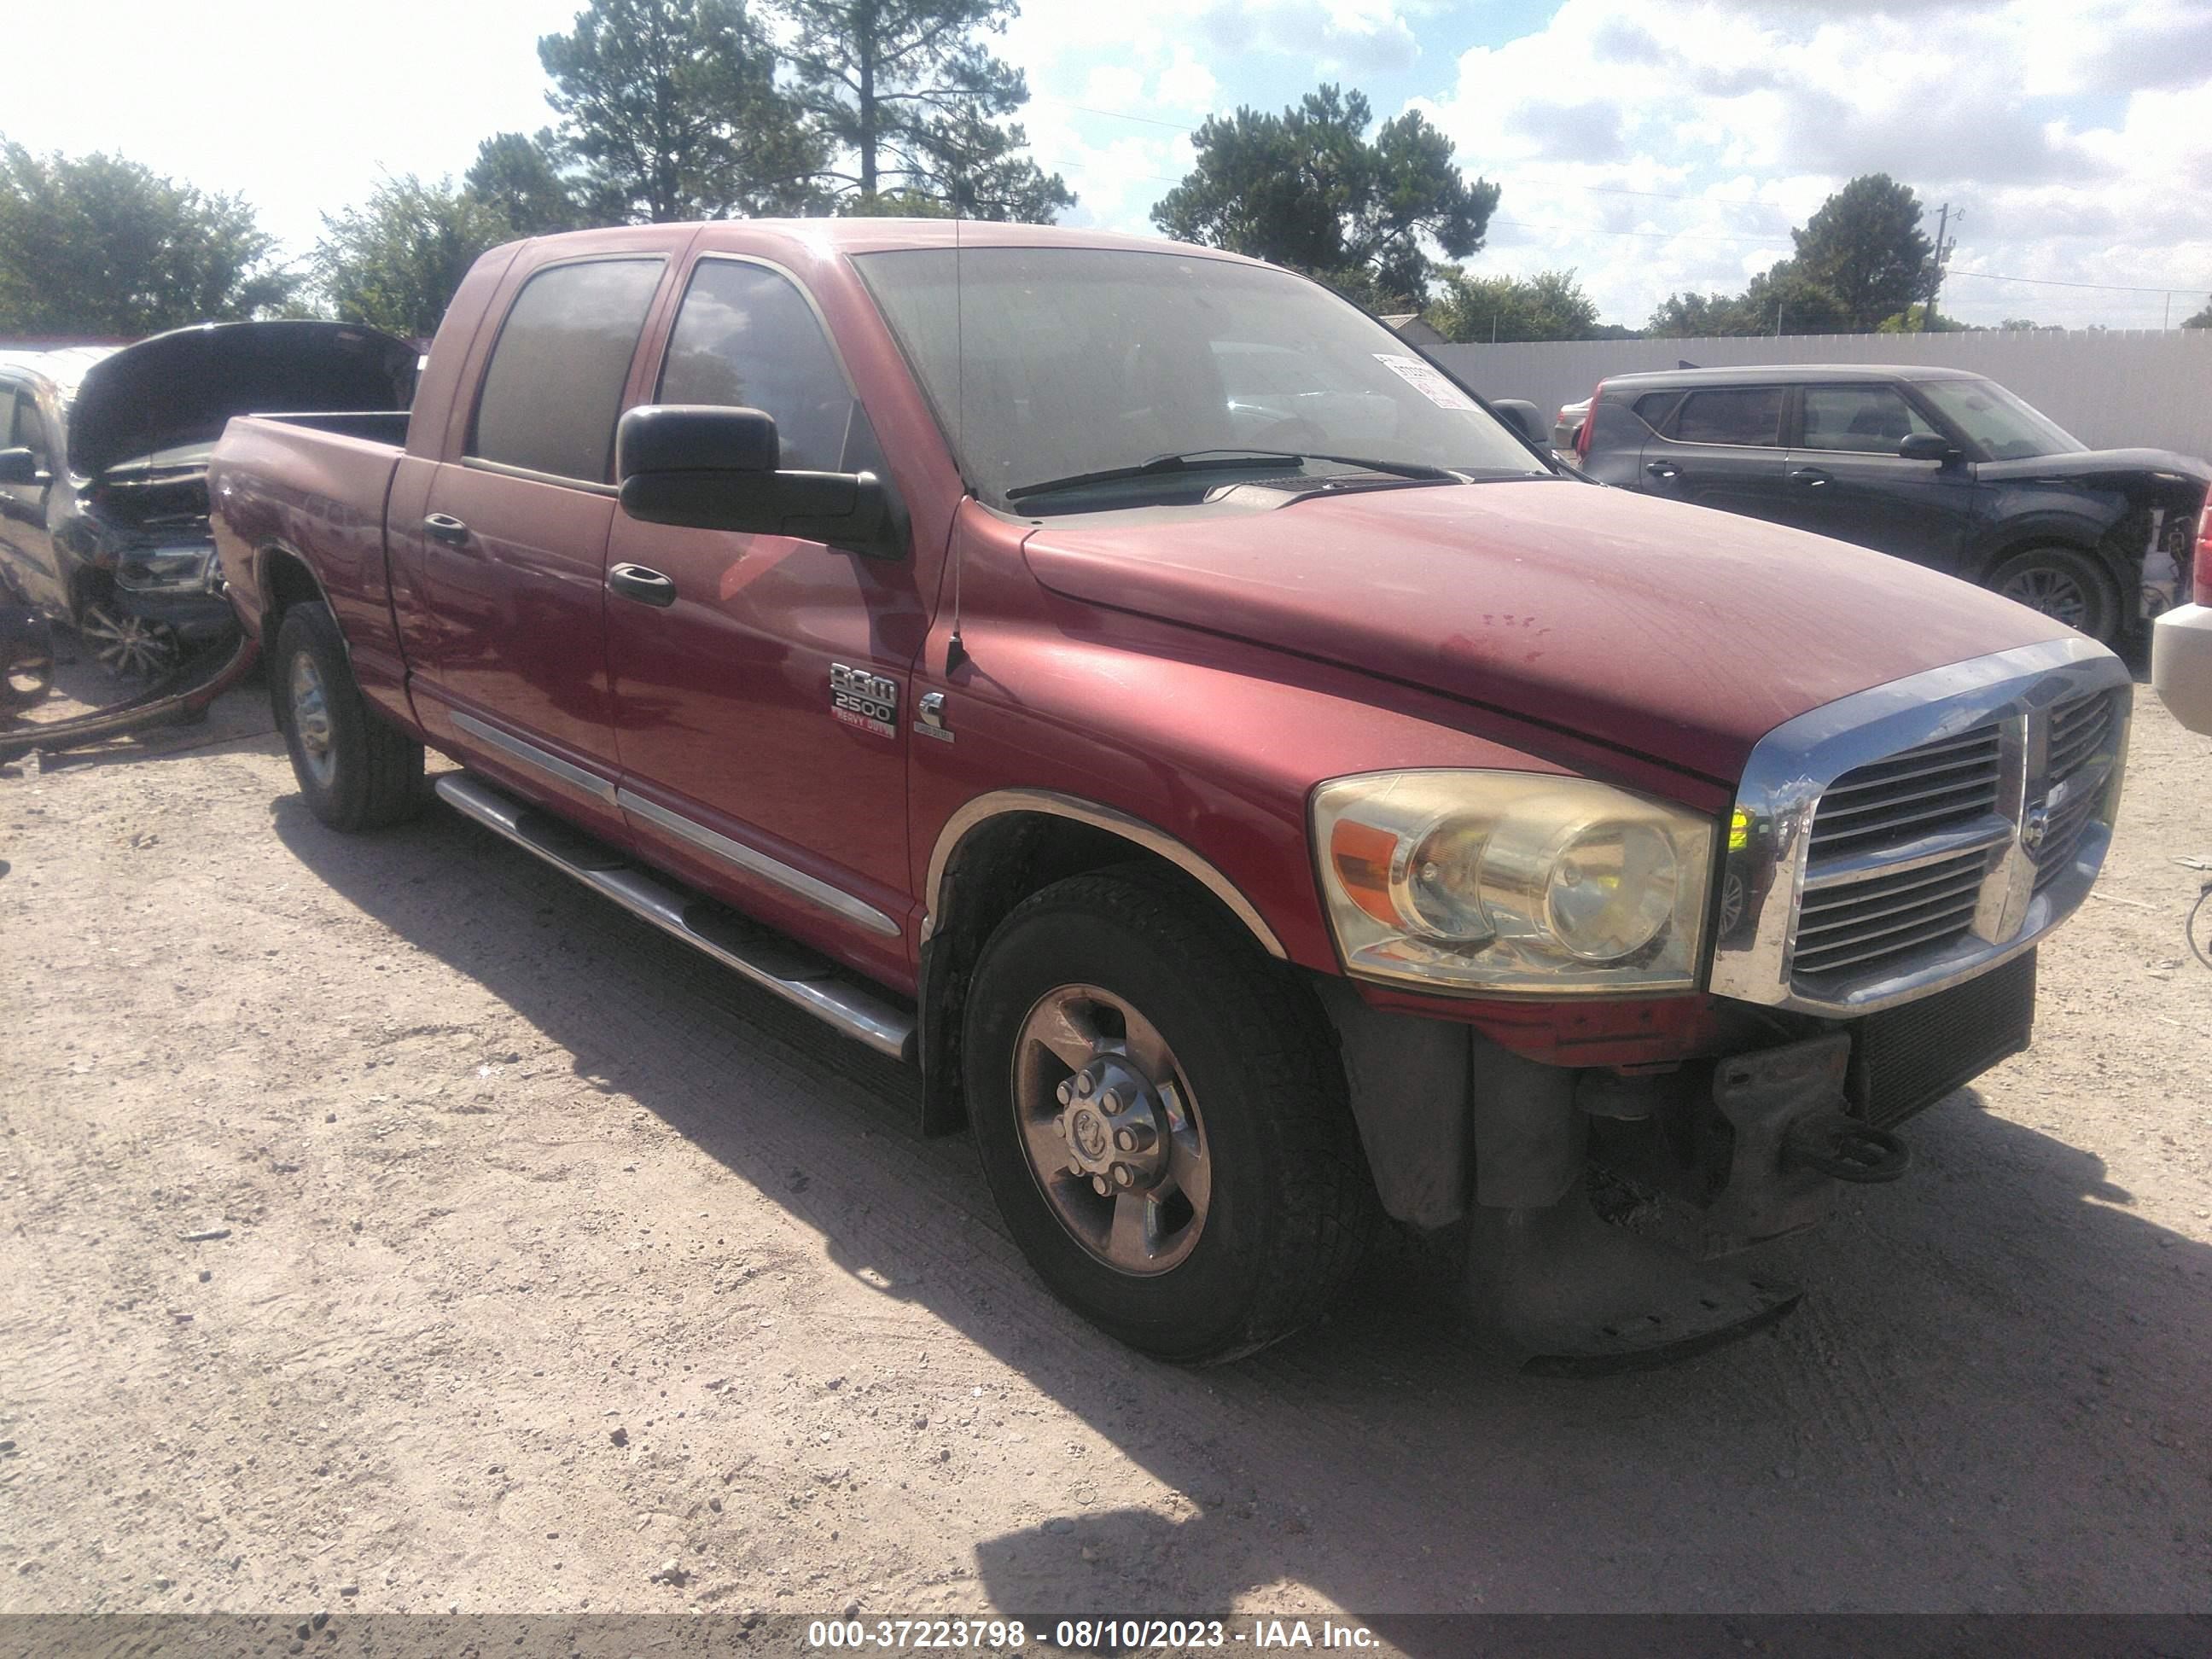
[1435,329,2212,459]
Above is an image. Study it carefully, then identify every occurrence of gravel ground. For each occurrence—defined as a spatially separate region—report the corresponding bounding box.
[1,672,2208,1627]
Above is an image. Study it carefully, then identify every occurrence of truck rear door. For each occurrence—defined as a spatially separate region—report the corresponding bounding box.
[602,254,929,976]
[411,254,670,832]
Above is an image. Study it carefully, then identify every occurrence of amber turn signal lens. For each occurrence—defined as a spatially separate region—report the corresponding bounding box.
[1329,818,1404,928]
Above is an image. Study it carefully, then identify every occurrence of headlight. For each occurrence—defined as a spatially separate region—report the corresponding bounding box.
[1312,770,1715,993]
[116,544,219,594]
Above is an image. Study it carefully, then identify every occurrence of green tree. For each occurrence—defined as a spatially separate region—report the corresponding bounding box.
[776,0,1071,222]
[0,141,297,335]
[1648,260,1848,336]
[1789,173,1933,332]
[2184,295,2212,329]
[538,0,824,222]
[1152,85,1498,311]
[465,131,591,236]
[313,174,510,339]
[1428,268,1601,342]
[1877,302,1970,332]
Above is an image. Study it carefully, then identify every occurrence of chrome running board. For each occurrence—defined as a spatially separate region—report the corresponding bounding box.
[434,772,917,1062]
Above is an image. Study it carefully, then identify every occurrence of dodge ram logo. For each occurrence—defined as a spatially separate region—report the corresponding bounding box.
[830,662,899,738]
[2021,801,2051,854]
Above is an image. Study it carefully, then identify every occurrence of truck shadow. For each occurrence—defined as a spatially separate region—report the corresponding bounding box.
[270,791,2212,1626]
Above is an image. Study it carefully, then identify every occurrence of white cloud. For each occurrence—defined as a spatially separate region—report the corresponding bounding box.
[1412,0,2212,328]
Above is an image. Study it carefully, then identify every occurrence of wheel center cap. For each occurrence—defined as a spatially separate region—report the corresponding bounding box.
[1070,1108,1109,1161]
[1055,1056,1167,1184]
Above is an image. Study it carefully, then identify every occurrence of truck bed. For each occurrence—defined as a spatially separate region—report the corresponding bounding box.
[209,412,413,719]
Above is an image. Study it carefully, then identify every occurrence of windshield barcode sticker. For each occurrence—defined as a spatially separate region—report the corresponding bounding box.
[1373,353,1478,410]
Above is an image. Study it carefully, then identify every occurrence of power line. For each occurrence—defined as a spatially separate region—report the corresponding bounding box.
[1032,96,1198,131]
[1939,267,2203,295]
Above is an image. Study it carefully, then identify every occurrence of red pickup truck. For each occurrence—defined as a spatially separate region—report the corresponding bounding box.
[211,221,2128,1371]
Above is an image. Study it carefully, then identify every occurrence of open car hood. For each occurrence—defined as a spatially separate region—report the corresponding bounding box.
[68,321,416,480]
[1022,479,2078,784]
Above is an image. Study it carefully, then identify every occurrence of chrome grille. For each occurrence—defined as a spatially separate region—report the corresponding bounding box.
[2046,689,2114,780]
[1794,848,1994,979]
[2033,689,2121,891]
[1807,725,2002,859]
[1709,638,2131,1017]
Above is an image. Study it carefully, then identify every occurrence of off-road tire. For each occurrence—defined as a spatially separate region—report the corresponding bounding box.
[275,601,430,831]
[963,865,1377,1364]
[1988,544,2121,644]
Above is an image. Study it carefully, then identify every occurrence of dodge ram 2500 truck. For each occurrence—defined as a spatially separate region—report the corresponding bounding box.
[211,221,2129,1370]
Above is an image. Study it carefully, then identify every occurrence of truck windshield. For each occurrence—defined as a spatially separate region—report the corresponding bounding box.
[1915,376,2086,462]
[853,245,1550,508]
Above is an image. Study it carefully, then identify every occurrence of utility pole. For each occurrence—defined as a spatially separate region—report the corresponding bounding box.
[1922,204,1957,331]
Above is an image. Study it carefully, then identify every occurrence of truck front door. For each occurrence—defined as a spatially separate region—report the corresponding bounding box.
[413,255,668,831]
[603,256,930,978]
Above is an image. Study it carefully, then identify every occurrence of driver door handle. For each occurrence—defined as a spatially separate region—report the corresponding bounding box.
[423,513,471,545]
[1790,468,1833,487]
[1645,462,1680,480]
[608,563,678,608]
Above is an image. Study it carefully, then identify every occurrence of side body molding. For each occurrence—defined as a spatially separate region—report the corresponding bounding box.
[923,788,1289,960]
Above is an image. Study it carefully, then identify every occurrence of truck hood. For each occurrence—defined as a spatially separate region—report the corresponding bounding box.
[69,321,416,480]
[1022,478,2077,784]
[1975,446,2212,489]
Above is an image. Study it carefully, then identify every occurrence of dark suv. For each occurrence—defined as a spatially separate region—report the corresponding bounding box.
[1575,364,2209,644]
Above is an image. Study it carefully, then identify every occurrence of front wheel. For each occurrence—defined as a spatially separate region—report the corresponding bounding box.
[1988,545,2121,643]
[275,601,430,830]
[963,868,1377,1364]
[79,601,178,679]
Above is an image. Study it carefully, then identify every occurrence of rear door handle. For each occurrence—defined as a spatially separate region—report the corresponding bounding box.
[1790,468,1832,487]
[1645,462,1680,480]
[608,563,678,608]
[423,513,471,545]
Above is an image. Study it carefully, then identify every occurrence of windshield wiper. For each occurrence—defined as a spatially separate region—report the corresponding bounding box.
[1004,449,1456,503]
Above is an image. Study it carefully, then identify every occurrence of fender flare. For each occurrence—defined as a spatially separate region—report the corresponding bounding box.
[922,787,1289,960]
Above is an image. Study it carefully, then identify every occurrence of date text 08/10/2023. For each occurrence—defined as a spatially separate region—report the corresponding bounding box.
[803,1617,1382,1650]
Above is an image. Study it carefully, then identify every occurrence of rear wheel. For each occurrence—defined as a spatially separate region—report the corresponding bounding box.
[1989,545,2121,643]
[275,601,430,830]
[963,867,1377,1364]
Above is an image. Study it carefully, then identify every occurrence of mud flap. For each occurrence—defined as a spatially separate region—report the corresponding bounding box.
[0,631,259,764]
[1465,1182,1802,1376]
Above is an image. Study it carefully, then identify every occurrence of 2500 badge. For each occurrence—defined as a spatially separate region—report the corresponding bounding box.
[830,662,899,738]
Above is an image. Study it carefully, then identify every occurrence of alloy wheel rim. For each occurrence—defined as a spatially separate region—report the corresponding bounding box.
[1011,983,1211,1277]
[1999,567,2087,630]
[289,652,338,788]
[79,603,177,678]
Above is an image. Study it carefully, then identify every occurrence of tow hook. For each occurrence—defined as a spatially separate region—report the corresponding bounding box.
[1782,1109,1909,1183]
[1704,1033,1889,1249]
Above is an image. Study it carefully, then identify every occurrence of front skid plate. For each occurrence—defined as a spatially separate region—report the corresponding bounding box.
[1465,1182,1802,1375]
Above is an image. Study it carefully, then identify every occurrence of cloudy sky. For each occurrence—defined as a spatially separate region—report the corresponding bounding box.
[9,0,2210,329]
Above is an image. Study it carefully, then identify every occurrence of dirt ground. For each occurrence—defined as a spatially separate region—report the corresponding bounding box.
[2,664,2208,1629]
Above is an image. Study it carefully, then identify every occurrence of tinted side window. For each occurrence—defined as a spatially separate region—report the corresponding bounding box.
[1797,385,1935,452]
[14,391,49,466]
[1632,390,1683,428]
[1671,387,1783,447]
[470,259,664,483]
[658,261,856,473]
